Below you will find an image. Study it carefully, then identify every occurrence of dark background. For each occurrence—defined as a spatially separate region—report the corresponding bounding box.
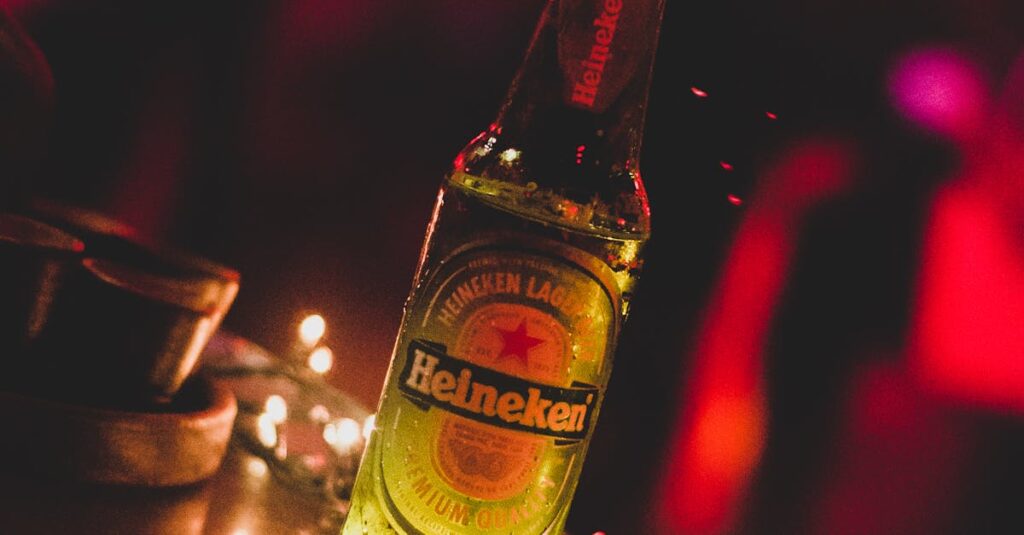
[3,0,1023,533]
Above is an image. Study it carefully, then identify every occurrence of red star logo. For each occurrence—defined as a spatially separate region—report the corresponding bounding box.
[495,320,545,366]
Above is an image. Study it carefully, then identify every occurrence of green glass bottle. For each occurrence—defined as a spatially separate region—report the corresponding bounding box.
[342,0,664,532]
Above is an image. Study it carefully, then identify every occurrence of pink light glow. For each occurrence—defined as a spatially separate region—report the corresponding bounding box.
[888,47,987,140]
[691,86,709,98]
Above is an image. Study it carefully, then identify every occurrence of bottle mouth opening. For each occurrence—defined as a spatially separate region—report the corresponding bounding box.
[0,214,84,253]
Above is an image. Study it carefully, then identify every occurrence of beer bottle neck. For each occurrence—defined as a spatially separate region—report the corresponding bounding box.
[496,0,664,172]
[453,0,664,238]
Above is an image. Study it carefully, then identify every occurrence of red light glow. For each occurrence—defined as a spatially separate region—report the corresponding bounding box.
[720,161,734,171]
[910,183,1024,412]
[727,194,743,206]
[655,138,858,535]
[691,86,709,98]
[759,138,857,210]
[655,214,791,534]
[810,363,970,535]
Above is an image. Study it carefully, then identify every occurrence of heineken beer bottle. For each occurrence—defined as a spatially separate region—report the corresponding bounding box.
[342,0,665,533]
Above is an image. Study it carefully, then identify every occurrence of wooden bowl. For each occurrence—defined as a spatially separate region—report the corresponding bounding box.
[0,375,237,487]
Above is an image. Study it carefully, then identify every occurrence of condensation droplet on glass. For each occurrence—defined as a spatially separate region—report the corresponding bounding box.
[500,148,520,164]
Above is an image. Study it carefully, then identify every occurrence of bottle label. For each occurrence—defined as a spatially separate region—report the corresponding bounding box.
[558,0,659,113]
[376,237,619,533]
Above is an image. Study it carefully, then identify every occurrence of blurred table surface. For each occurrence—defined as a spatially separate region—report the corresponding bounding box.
[0,442,345,535]
[0,331,372,535]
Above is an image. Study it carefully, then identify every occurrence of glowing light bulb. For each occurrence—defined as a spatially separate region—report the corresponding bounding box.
[245,457,268,478]
[324,418,362,453]
[308,404,331,423]
[264,395,288,424]
[298,314,326,346]
[363,414,376,441]
[308,346,334,374]
[257,413,278,448]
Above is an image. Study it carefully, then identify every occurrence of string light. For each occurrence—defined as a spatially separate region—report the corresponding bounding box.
[257,413,278,447]
[308,404,331,423]
[298,314,326,347]
[264,395,288,424]
[363,414,376,441]
[308,346,334,374]
[245,457,268,478]
[324,418,362,454]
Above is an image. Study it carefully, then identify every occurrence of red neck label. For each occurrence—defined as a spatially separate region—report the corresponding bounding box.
[559,0,655,113]
[569,0,623,109]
